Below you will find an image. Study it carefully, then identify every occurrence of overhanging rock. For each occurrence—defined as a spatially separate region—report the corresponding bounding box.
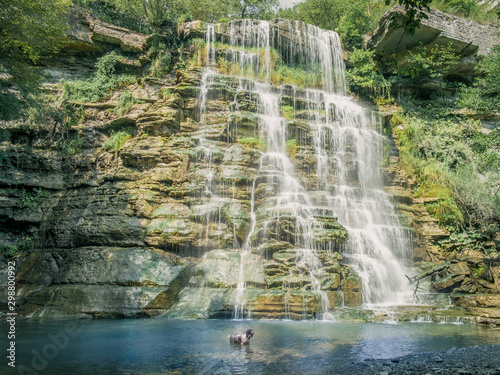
[65,6,151,53]
[368,6,499,76]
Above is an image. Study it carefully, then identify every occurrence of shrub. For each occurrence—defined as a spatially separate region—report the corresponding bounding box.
[391,113,499,232]
[18,188,51,212]
[103,131,132,152]
[346,48,390,97]
[392,43,459,82]
[115,90,135,116]
[61,51,136,103]
[458,44,500,114]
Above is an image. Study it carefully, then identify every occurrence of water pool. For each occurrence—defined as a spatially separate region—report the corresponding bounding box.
[1,319,499,374]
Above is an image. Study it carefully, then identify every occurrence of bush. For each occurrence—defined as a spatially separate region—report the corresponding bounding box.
[103,131,132,152]
[391,43,459,82]
[346,48,390,97]
[458,44,500,114]
[115,90,135,116]
[391,114,499,231]
[61,51,136,103]
[18,188,51,212]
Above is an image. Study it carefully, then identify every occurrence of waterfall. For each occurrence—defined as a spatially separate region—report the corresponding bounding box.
[198,19,413,319]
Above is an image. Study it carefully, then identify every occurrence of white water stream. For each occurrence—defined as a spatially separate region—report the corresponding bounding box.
[198,20,414,319]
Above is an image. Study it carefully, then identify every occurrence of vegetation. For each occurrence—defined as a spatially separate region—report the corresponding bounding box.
[390,108,499,251]
[431,0,499,23]
[346,48,390,98]
[238,137,267,151]
[0,237,33,258]
[286,138,298,158]
[0,0,70,120]
[278,0,390,50]
[61,51,137,103]
[17,188,52,212]
[458,43,500,113]
[1,0,498,262]
[103,131,133,151]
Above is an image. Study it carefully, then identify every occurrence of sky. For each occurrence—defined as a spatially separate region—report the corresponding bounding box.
[279,0,301,8]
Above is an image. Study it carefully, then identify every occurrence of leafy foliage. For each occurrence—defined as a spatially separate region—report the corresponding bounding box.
[18,188,52,212]
[392,43,459,81]
[277,0,389,50]
[384,0,432,35]
[115,90,137,116]
[61,51,136,103]
[458,43,500,114]
[0,0,70,120]
[346,48,390,97]
[0,237,33,258]
[103,131,132,151]
[391,113,500,231]
[430,0,498,23]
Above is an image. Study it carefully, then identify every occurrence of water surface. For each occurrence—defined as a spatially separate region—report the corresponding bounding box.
[1,319,500,374]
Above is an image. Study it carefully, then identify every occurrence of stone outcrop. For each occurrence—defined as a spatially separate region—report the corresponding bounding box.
[66,6,151,53]
[38,6,151,83]
[1,13,498,323]
[368,6,500,77]
[0,43,352,320]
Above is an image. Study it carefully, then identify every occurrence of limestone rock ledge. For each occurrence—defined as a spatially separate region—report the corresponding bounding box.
[66,6,151,53]
[369,6,500,77]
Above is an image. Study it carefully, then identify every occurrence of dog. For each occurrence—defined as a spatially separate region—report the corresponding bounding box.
[229,329,254,345]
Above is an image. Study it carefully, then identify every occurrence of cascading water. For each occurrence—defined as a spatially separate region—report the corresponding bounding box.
[197,19,414,320]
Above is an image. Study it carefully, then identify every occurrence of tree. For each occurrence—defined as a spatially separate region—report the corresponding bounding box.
[277,0,384,49]
[384,0,432,35]
[237,0,279,19]
[107,0,183,31]
[0,0,70,64]
[0,0,70,120]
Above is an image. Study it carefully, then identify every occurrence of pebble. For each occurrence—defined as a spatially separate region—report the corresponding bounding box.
[434,356,444,363]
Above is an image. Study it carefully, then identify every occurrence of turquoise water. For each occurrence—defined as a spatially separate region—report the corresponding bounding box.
[1,319,499,374]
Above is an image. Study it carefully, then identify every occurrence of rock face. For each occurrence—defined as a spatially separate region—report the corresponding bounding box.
[39,6,151,83]
[0,17,358,319]
[381,109,500,325]
[369,6,500,77]
[1,14,498,323]
[66,6,151,53]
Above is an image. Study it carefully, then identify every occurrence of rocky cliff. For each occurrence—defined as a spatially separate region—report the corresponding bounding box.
[0,10,499,325]
[0,14,358,320]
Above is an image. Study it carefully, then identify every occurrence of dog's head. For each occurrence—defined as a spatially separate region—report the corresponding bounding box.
[246,329,254,338]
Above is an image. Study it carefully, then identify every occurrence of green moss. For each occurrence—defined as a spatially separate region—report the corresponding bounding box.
[281,105,294,120]
[238,137,267,151]
[286,138,298,158]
